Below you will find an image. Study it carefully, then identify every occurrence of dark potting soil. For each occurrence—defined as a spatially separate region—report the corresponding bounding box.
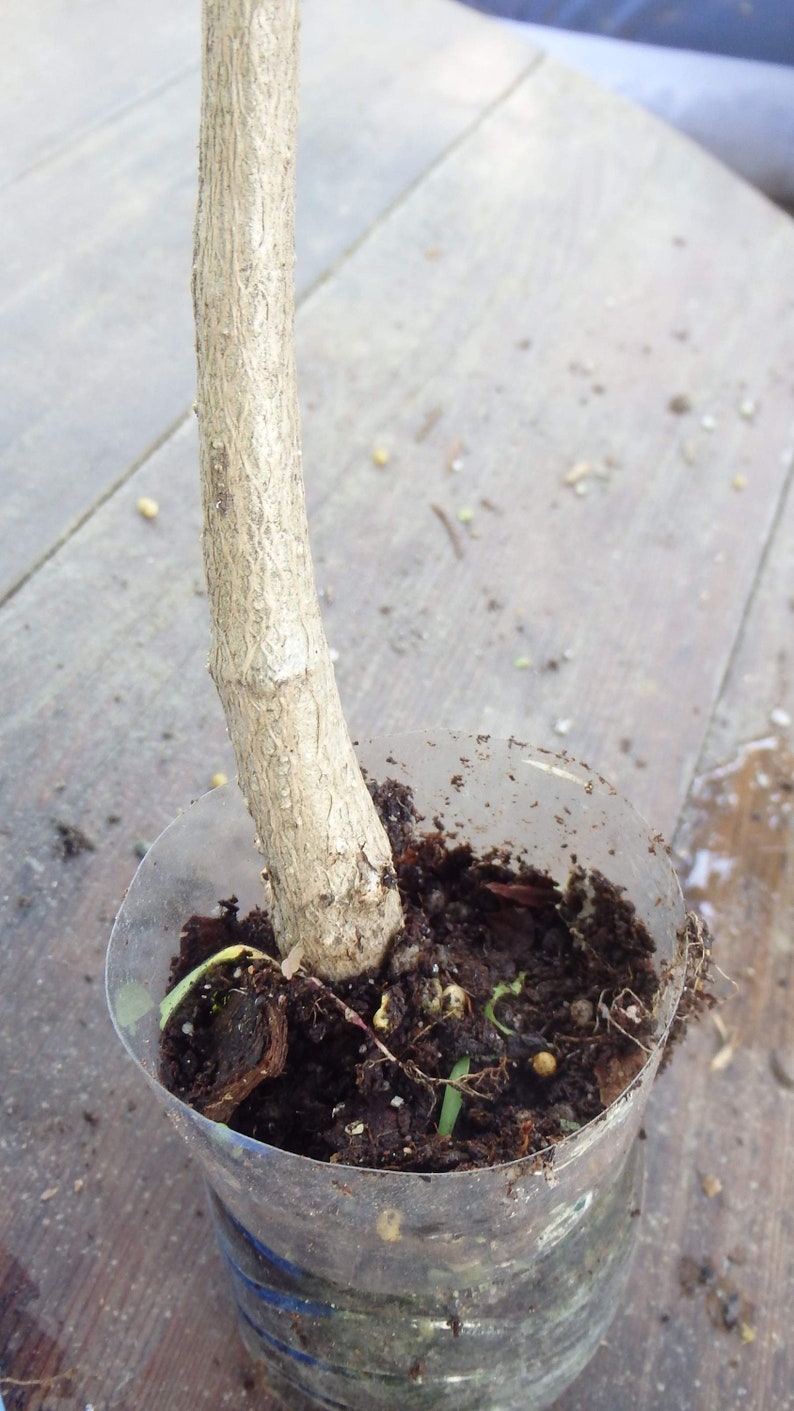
[159,778,672,1173]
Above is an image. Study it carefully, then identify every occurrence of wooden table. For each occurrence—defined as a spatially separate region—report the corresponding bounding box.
[2,1,793,1407]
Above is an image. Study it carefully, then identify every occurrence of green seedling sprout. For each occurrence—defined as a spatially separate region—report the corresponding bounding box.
[159,944,269,1030]
[437,1055,471,1137]
[484,972,527,1036]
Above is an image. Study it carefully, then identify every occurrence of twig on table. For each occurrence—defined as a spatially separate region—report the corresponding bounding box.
[431,503,464,559]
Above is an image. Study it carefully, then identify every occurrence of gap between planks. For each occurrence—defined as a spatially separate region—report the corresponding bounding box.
[0,406,193,610]
[0,48,547,611]
[0,63,200,198]
[299,48,547,306]
[673,434,794,840]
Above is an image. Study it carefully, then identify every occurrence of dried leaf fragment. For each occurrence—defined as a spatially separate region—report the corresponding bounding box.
[594,1048,645,1106]
[485,880,556,907]
[281,942,304,980]
[199,989,289,1123]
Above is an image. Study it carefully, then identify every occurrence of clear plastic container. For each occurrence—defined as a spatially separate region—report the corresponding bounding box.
[106,732,687,1411]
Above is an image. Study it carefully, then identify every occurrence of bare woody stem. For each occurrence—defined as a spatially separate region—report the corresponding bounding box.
[193,0,403,981]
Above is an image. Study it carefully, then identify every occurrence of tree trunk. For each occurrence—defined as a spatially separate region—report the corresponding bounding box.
[193,0,403,981]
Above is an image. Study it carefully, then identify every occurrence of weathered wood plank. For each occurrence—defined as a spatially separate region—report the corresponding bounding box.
[556,467,794,1409]
[2,15,794,1411]
[297,60,794,837]
[0,0,538,603]
[0,0,198,189]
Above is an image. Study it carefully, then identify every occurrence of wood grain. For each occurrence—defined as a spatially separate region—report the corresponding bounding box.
[0,0,198,189]
[297,59,794,838]
[0,0,536,603]
[556,445,794,1411]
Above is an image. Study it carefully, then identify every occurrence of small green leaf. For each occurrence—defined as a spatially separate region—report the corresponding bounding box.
[437,1055,471,1137]
[484,972,526,1036]
[158,944,268,1031]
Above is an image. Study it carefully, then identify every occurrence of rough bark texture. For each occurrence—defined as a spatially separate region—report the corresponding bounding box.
[193,0,402,980]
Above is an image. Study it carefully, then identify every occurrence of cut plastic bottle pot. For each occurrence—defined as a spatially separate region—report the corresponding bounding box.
[106,732,688,1411]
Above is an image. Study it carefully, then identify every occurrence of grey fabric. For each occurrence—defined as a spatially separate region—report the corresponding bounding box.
[457,5,794,201]
[461,0,794,65]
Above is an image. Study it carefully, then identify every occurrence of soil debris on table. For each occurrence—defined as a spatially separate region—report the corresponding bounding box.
[53,819,96,859]
[678,1256,755,1341]
[160,778,678,1173]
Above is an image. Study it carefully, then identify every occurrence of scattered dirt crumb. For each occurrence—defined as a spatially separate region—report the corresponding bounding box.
[679,1256,754,1339]
[54,820,96,859]
[769,1047,794,1090]
[563,460,591,486]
